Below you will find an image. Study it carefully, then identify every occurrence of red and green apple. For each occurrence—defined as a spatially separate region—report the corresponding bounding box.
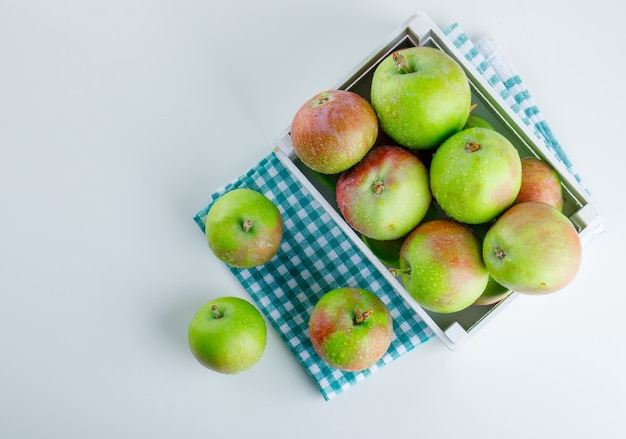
[336,145,431,241]
[290,89,378,174]
[399,219,489,314]
[483,201,582,294]
[514,157,563,211]
[205,188,282,268]
[308,287,393,372]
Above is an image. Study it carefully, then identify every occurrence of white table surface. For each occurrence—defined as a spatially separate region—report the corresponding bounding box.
[2,1,625,438]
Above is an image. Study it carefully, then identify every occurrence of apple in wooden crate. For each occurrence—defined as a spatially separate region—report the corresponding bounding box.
[336,145,431,241]
[290,90,378,175]
[483,201,582,294]
[399,219,489,314]
[371,46,471,149]
[514,157,564,211]
[430,127,522,224]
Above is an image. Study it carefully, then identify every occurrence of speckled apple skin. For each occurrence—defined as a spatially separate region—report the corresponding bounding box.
[290,90,378,174]
[205,188,283,268]
[430,127,522,224]
[514,157,563,211]
[336,145,431,241]
[483,201,581,294]
[400,219,489,314]
[308,287,393,372]
[371,46,471,149]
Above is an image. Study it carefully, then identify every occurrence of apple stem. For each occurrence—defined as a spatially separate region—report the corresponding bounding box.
[242,218,253,232]
[389,267,411,277]
[470,103,478,113]
[392,52,412,74]
[353,308,373,325]
[211,305,223,319]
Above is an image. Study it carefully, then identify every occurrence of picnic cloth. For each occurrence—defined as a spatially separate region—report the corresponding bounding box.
[194,21,584,401]
[194,152,434,401]
[443,23,586,191]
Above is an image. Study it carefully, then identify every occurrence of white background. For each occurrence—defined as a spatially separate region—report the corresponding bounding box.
[2,1,625,438]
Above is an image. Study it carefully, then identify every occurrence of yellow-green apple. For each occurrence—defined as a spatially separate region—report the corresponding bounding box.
[308,287,393,372]
[360,202,439,268]
[311,169,339,191]
[188,296,267,374]
[514,157,563,211]
[473,276,512,306]
[399,219,489,314]
[370,46,471,149]
[361,234,405,268]
[205,188,282,268]
[464,113,494,130]
[430,127,522,224]
[482,201,582,294]
[336,145,431,240]
[290,89,378,174]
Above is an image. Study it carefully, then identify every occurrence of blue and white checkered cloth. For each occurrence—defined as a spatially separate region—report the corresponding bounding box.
[194,21,586,400]
[443,22,587,193]
[194,153,434,400]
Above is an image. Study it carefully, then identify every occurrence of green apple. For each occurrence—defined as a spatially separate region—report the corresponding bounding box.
[205,188,283,268]
[463,113,494,130]
[361,234,405,268]
[311,169,339,191]
[336,145,431,240]
[469,219,513,307]
[399,219,489,314]
[483,201,582,294]
[513,157,563,211]
[188,296,267,374]
[430,127,522,224]
[361,202,439,268]
[290,89,378,174]
[370,46,471,149]
[308,287,393,372]
[474,276,512,306]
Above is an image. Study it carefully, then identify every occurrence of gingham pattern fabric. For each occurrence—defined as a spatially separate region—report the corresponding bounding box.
[443,22,587,193]
[194,152,434,401]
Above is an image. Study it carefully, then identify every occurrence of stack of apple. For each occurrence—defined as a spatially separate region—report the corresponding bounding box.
[290,46,582,315]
